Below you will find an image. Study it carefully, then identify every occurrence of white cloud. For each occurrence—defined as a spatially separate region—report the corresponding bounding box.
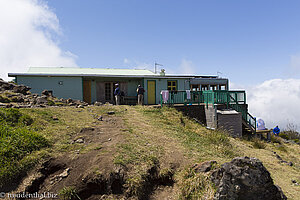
[290,53,300,71]
[123,58,130,64]
[229,81,245,90]
[0,0,78,80]
[246,79,300,131]
[179,58,196,74]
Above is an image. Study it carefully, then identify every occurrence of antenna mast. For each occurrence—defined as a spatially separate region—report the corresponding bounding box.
[155,62,163,74]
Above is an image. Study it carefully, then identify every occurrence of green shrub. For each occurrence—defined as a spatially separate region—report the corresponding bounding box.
[18,114,34,126]
[0,108,33,126]
[0,108,22,125]
[0,123,49,187]
[47,100,55,106]
[282,123,300,140]
[293,139,299,143]
[59,186,81,200]
[279,133,289,140]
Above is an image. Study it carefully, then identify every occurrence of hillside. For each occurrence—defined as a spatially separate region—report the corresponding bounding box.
[0,105,299,199]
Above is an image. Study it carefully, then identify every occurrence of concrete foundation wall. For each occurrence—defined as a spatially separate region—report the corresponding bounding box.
[217,111,242,137]
[205,105,217,129]
[174,105,206,125]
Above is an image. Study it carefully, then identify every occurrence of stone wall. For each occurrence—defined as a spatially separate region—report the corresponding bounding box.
[174,105,206,125]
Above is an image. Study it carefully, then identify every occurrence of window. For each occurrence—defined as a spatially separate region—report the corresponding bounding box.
[167,81,177,91]
[191,84,200,91]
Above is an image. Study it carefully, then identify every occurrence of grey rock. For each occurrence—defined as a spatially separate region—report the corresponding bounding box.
[66,98,73,104]
[75,138,84,143]
[211,157,287,200]
[94,101,103,106]
[36,96,48,104]
[12,84,31,94]
[98,116,103,121]
[41,90,53,96]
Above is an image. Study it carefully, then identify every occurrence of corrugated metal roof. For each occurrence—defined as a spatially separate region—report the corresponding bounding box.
[26,67,156,76]
[8,67,225,80]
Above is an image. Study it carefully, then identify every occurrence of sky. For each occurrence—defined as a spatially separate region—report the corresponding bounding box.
[0,0,300,131]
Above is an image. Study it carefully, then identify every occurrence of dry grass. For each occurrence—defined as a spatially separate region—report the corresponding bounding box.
[10,105,300,199]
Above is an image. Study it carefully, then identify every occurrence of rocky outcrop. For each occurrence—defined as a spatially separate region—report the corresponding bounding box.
[210,157,287,200]
[0,78,30,94]
[0,78,88,108]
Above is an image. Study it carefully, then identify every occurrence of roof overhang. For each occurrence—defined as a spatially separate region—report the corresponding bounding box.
[8,73,223,79]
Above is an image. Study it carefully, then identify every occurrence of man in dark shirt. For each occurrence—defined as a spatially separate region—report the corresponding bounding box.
[114,83,121,105]
[136,85,145,105]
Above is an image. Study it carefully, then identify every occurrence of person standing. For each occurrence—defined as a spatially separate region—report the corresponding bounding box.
[136,85,145,105]
[114,83,121,105]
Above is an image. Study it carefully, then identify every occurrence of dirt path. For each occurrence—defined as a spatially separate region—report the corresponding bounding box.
[13,112,126,200]
[12,106,191,200]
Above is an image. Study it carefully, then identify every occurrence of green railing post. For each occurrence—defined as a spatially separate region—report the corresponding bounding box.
[227,91,229,108]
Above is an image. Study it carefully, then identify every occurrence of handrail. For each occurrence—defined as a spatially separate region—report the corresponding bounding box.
[227,94,256,133]
[160,90,256,133]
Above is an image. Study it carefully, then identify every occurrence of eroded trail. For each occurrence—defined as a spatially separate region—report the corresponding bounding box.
[13,112,127,200]
[12,106,191,200]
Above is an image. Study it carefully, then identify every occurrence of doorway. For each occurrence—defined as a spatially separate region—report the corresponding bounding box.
[83,80,91,104]
[147,80,156,104]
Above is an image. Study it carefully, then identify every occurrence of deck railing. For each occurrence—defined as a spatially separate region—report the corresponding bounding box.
[160,90,256,133]
[160,90,246,106]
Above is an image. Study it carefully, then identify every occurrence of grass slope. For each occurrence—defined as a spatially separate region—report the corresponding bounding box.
[1,106,299,199]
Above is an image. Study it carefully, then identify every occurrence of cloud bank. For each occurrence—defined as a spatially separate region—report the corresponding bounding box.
[0,0,78,80]
[179,59,196,74]
[245,79,300,131]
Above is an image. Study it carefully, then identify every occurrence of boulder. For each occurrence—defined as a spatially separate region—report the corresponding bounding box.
[66,98,73,104]
[211,157,287,200]
[36,96,48,104]
[94,101,103,106]
[41,90,53,97]
[12,84,31,94]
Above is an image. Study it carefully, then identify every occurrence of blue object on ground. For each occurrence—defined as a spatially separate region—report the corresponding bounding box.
[273,126,280,135]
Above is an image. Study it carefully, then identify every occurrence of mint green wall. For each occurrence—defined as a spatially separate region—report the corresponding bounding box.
[83,77,142,103]
[90,80,97,103]
[16,76,190,104]
[16,76,83,100]
[143,78,190,104]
